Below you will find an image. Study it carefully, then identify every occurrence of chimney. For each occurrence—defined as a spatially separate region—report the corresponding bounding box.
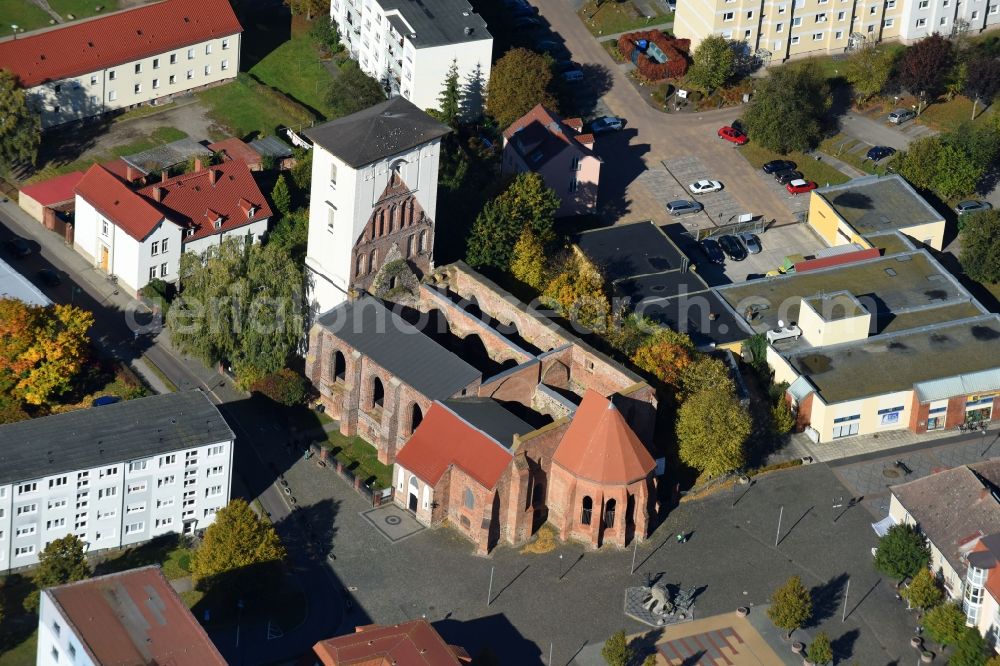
[152,186,163,202]
[126,164,139,181]
[209,169,218,185]
[160,170,168,183]
[194,157,203,172]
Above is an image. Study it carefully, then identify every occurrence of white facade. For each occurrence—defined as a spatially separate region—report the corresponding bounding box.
[305,137,442,314]
[183,218,270,255]
[32,34,240,129]
[73,194,182,295]
[0,440,232,573]
[38,593,97,666]
[330,0,492,111]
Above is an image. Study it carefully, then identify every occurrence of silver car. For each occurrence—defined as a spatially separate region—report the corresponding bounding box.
[955,200,993,215]
[739,232,762,254]
[888,109,916,124]
[666,199,703,216]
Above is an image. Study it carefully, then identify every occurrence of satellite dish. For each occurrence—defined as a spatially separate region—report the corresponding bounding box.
[777,319,785,328]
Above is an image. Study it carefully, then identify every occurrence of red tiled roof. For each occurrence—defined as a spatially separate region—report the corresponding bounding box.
[208,137,262,167]
[20,171,84,206]
[75,164,165,241]
[395,403,513,489]
[46,566,226,666]
[553,390,655,485]
[0,0,242,88]
[503,104,595,168]
[137,159,272,242]
[101,158,143,182]
[312,620,470,666]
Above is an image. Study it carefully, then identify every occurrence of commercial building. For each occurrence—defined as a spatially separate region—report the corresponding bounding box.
[0,391,234,572]
[37,565,226,666]
[674,0,1000,63]
[0,0,242,129]
[329,0,492,111]
[310,620,470,665]
[502,105,602,217]
[303,97,450,315]
[74,157,272,295]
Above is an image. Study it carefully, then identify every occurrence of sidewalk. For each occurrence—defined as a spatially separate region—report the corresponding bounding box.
[596,21,674,42]
[795,424,978,463]
[815,151,866,179]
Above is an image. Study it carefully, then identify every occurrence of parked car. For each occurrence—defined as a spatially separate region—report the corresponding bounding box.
[762,159,796,174]
[510,5,538,17]
[740,232,762,254]
[91,395,121,407]
[3,237,32,257]
[666,199,704,216]
[590,116,625,134]
[512,16,542,30]
[562,69,584,82]
[774,170,803,185]
[786,179,818,195]
[700,238,725,264]
[689,179,723,195]
[888,109,916,124]
[535,39,563,55]
[718,126,748,145]
[955,200,993,215]
[865,146,896,161]
[719,234,748,261]
[37,269,61,286]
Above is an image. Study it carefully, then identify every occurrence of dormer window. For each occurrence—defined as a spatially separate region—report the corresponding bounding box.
[186,229,195,237]
[247,206,256,219]
[214,219,222,230]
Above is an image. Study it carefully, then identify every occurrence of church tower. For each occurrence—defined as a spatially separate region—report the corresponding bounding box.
[303,97,451,315]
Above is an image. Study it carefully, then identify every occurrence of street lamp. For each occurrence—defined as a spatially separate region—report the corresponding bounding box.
[10,25,19,40]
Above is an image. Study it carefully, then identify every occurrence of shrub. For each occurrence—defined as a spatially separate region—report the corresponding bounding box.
[251,368,308,406]
[617,31,690,81]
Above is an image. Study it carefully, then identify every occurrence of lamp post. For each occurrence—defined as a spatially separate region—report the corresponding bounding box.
[11,24,19,40]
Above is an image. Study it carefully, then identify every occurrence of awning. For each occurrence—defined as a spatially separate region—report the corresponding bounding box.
[872,514,896,537]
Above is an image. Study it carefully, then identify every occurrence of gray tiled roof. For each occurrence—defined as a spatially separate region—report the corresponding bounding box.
[442,398,534,449]
[317,295,480,399]
[304,97,450,168]
[892,460,1000,576]
[0,391,233,485]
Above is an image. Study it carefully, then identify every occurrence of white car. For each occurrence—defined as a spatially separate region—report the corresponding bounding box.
[689,179,723,195]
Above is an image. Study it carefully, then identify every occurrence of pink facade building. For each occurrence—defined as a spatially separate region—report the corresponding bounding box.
[502,104,601,217]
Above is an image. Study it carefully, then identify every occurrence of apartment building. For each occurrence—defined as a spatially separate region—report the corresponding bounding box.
[329,0,492,110]
[37,566,226,666]
[674,0,1000,62]
[0,0,242,129]
[0,391,234,573]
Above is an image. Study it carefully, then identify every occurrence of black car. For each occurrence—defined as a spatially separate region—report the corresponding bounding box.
[866,146,896,161]
[700,238,725,264]
[4,237,31,257]
[37,269,61,287]
[763,159,796,174]
[510,5,538,17]
[775,169,804,185]
[719,234,748,261]
[512,16,543,30]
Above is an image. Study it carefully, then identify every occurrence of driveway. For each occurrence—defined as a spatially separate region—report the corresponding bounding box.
[534,0,797,227]
[838,111,931,152]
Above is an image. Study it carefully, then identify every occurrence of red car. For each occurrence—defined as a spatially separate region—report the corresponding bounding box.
[786,179,818,195]
[718,126,748,145]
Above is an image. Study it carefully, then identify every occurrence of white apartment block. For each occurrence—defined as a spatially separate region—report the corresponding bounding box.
[674,0,1000,62]
[0,391,234,573]
[330,0,492,111]
[0,0,242,129]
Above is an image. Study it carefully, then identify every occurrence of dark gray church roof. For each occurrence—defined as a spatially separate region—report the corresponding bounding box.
[441,398,534,450]
[304,97,450,168]
[0,391,234,485]
[318,295,480,399]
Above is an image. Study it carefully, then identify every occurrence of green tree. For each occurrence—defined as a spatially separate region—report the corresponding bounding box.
[742,62,830,153]
[326,60,386,118]
[893,135,941,190]
[923,602,967,648]
[742,333,768,372]
[899,34,954,103]
[251,368,308,406]
[168,237,305,383]
[511,227,547,290]
[309,17,341,55]
[767,575,813,639]
[24,535,90,612]
[268,209,309,265]
[677,386,752,477]
[461,63,487,122]
[290,147,312,191]
[806,631,833,665]
[630,328,695,391]
[984,654,1000,666]
[542,251,611,332]
[903,567,943,611]
[845,43,896,102]
[965,55,1000,119]
[284,0,325,19]
[270,174,292,216]
[641,656,657,666]
[959,210,1000,284]
[600,629,634,666]
[191,499,286,588]
[465,172,559,270]
[485,48,558,128]
[680,355,733,400]
[437,59,461,129]
[687,35,735,91]
[951,627,989,666]
[0,69,41,168]
[771,400,795,435]
[873,523,930,581]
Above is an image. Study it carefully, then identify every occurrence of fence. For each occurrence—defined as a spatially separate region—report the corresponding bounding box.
[308,444,387,506]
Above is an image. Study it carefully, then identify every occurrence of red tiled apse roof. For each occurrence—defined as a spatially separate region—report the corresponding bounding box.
[0,0,242,88]
[312,620,470,666]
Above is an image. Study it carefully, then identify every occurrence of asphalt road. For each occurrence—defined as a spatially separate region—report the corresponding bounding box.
[0,197,343,664]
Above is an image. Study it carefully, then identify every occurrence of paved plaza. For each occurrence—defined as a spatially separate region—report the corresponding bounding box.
[361,504,425,543]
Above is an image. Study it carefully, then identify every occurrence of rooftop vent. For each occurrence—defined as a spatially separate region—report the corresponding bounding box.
[464,26,473,34]
[462,10,469,15]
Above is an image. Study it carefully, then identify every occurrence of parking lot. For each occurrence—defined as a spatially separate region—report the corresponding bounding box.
[746,162,813,219]
[720,222,827,282]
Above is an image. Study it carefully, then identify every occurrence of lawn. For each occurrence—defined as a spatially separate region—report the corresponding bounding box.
[249,27,336,119]
[197,75,315,140]
[92,535,194,580]
[47,0,119,21]
[0,631,35,666]
[917,95,996,132]
[1,0,52,33]
[322,430,392,489]
[739,141,850,186]
[578,0,672,37]
[27,126,187,183]
[818,134,881,175]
